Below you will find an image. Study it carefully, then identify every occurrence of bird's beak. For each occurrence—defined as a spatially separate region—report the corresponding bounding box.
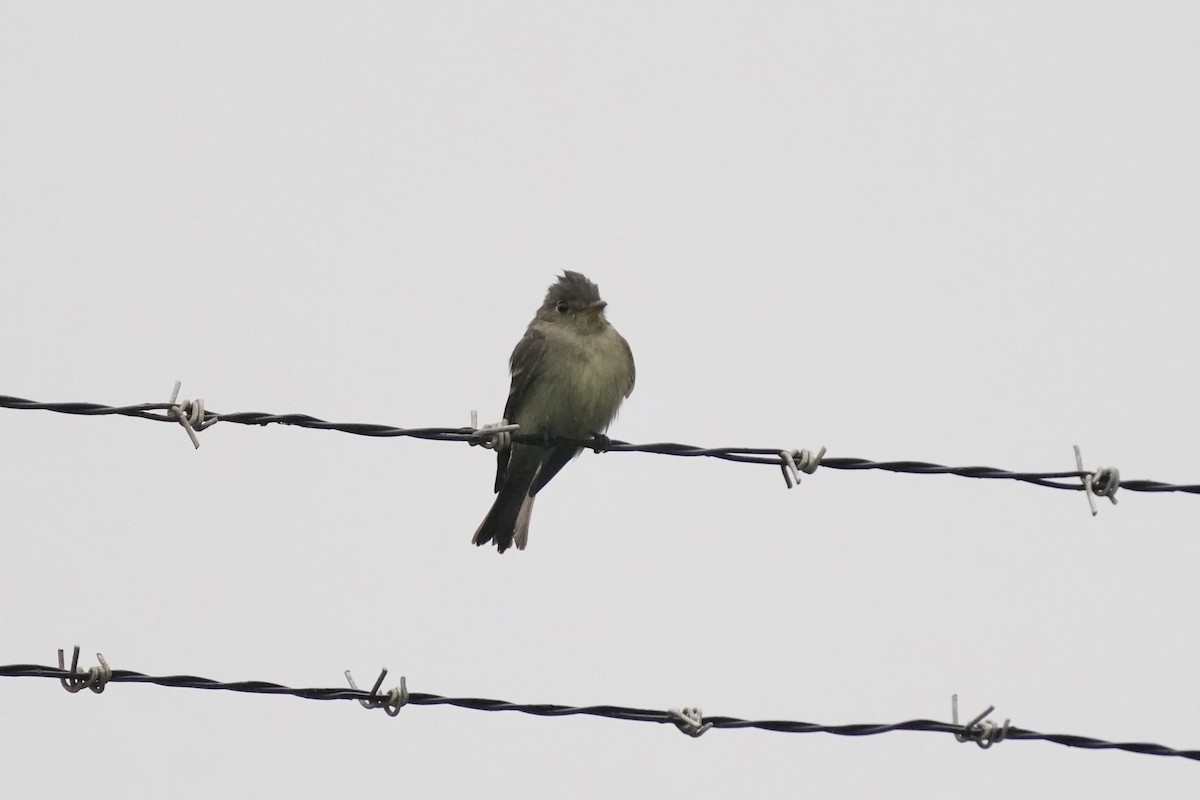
[585,300,608,313]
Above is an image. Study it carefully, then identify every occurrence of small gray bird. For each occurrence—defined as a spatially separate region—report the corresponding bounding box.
[473,271,636,553]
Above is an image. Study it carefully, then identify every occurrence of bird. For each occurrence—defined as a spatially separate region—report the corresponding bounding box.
[473,271,635,553]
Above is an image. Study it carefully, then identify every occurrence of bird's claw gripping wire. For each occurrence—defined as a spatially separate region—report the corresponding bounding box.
[469,411,519,451]
[668,707,713,738]
[345,668,408,716]
[57,646,111,694]
[780,446,826,488]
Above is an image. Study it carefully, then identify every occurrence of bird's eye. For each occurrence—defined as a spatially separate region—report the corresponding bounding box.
[555,301,570,314]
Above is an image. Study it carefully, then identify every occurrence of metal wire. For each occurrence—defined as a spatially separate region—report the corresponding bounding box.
[1,392,1196,496]
[2,659,1196,762]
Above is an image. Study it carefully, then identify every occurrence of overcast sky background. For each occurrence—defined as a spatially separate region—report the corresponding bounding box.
[3,2,1198,797]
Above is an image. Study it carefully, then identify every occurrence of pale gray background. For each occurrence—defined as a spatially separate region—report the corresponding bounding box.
[2,2,1198,797]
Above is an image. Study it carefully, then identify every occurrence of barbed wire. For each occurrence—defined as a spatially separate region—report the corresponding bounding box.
[3,649,1197,762]
[1,390,1196,500]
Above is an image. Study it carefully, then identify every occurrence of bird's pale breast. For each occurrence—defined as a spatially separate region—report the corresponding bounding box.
[517,322,632,437]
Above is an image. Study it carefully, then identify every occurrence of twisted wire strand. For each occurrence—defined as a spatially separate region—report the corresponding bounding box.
[2,661,1196,761]
[1,393,1195,495]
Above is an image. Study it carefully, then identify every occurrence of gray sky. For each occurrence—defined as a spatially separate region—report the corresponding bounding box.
[3,2,1199,797]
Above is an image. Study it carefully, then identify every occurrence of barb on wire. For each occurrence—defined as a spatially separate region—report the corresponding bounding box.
[56,646,111,694]
[345,668,408,717]
[167,381,217,449]
[2,655,1198,763]
[952,694,1010,749]
[1,392,1197,497]
[1074,444,1121,516]
[468,410,518,452]
[779,447,825,489]
[669,706,714,737]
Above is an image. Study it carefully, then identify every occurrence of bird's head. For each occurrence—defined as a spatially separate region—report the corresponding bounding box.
[537,271,610,332]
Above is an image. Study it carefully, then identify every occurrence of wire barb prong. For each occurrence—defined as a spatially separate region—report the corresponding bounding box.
[168,381,217,449]
[952,694,1010,749]
[779,446,826,488]
[345,668,409,717]
[1074,445,1120,516]
[469,410,519,451]
[57,646,111,694]
[668,706,713,738]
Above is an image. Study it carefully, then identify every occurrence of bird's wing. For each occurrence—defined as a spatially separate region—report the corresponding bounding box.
[529,445,579,496]
[494,327,547,493]
[503,326,547,423]
[620,333,636,398]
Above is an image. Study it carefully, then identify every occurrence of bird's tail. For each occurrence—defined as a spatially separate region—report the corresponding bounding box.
[473,475,537,554]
